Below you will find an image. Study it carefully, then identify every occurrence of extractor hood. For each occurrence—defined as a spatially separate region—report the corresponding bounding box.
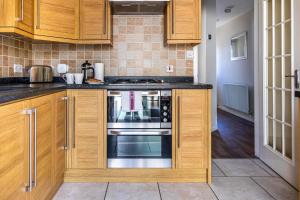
[110,0,170,15]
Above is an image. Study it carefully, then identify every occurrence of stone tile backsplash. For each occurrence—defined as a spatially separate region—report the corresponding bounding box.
[0,15,194,78]
[0,35,32,77]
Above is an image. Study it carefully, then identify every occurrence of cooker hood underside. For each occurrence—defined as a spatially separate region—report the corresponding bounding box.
[110,0,169,15]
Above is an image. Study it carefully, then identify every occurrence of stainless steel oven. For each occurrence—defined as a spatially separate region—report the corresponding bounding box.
[107,90,172,168]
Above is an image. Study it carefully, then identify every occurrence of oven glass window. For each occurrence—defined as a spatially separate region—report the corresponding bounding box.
[108,91,160,123]
[108,135,171,159]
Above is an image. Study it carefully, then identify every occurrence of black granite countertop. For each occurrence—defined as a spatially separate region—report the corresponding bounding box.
[0,83,66,105]
[0,77,213,105]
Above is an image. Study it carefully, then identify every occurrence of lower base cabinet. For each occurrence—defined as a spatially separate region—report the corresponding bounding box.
[0,91,66,200]
[66,90,105,169]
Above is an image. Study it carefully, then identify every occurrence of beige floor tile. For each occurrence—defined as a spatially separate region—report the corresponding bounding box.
[53,183,107,200]
[105,183,160,200]
[159,183,217,200]
[212,162,226,177]
[211,177,274,200]
[252,177,298,200]
[251,159,279,177]
[214,159,271,177]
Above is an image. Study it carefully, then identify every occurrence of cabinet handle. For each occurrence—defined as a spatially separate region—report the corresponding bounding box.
[36,0,40,29]
[171,0,174,34]
[103,0,107,35]
[22,109,34,192]
[72,96,76,148]
[62,97,69,150]
[33,108,37,188]
[177,96,180,148]
[18,0,24,22]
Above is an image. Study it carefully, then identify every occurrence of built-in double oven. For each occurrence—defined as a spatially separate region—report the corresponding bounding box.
[107,90,172,168]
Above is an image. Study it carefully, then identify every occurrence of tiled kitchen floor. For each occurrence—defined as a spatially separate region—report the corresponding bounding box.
[53,159,298,200]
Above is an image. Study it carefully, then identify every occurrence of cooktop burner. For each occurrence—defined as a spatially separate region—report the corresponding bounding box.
[110,79,164,85]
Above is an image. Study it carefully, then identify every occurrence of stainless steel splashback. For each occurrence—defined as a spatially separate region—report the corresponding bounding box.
[110,0,169,15]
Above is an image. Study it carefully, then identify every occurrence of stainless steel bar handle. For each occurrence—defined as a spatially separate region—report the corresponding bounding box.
[171,0,174,34]
[177,96,180,148]
[33,108,37,188]
[36,0,40,29]
[23,109,33,192]
[72,96,76,148]
[109,130,171,136]
[104,0,107,35]
[62,97,69,150]
[18,0,24,22]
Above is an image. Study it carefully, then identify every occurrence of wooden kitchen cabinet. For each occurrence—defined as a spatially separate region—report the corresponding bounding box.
[0,101,29,200]
[0,0,34,37]
[165,0,201,44]
[174,89,211,182]
[67,90,105,169]
[34,0,79,41]
[53,92,67,191]
[29,94,55,200]
[79,0,112,44]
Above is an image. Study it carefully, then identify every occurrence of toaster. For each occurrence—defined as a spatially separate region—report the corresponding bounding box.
[28,65,53,83]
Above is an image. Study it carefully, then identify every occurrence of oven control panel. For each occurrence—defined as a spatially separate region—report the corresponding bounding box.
[160,90,172,128]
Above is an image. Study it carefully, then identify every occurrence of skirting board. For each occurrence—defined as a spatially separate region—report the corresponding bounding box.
[218,105,254,122]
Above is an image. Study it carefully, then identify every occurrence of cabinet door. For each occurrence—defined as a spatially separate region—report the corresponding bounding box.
[79,0,111,42]
[70,90,105,169]
[16,0,34,34]
[0,101,29,200]
[35,0,78,39]
[29,95,54,200]
[175,90,210,169]
[166,0,201,44]
[0,0,34,35]
[53,92,67,189]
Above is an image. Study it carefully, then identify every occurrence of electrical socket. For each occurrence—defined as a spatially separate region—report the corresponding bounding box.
[14,64,23,73]
[166,65,174,73]
[186,50,194,59]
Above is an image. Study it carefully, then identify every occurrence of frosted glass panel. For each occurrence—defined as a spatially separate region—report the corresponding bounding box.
[268,89,273,116]
[275,90,282,121]
[275,26,282,56]
[285,22,291,54]
[276,122,282,153]
[275,58,282,88]
[268,119,273,147]
[285,125,292,159]
[285,57,292,89]
[274,0,281,24]
[285,0,291,20]
[268,59,273,87]
[268,29,273,57]
[285,91,291,124]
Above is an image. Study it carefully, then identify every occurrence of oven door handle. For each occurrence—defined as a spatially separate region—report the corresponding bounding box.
[108,130,171,136]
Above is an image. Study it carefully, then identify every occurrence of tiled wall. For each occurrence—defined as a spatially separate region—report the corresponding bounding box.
[0,15,194,78]
[0,35,32,78]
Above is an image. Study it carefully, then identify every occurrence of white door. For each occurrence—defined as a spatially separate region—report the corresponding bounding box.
[260,0,297,187]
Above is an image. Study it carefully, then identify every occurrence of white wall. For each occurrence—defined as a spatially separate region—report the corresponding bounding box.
[216,10,254,119]
[198,0,217,131]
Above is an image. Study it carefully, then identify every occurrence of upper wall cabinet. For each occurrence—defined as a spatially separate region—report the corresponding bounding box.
[165,0,201,45]
[0,0,34,36]
[34,0,78,41]
[79,0,112,44]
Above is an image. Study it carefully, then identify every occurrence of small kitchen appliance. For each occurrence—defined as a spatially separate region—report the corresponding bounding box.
[27,65,53,83]
[81,60,94,83]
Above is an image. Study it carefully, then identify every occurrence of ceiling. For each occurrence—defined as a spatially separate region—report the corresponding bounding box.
[216,0,254,27]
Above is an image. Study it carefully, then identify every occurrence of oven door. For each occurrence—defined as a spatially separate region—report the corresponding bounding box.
[107,90,161,129]
[107,129,172,168]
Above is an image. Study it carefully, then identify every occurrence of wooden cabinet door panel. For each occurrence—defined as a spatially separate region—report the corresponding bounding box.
[80,0,108,40]
[0,102,29,200]
[166,0,201,43]
[176,90,209,169]
[29,95,54,200]
[16,0,34,33]
[35,0,77,39]
[54,92,67,188]
[71,90,104,169]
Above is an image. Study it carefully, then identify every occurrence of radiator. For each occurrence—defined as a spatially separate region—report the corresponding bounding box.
[222,84,249,114]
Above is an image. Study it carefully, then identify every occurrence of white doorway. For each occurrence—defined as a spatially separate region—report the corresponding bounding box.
[258,0,298,187]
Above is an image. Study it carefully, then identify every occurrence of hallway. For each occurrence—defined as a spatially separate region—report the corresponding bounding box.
[212,109,255,158]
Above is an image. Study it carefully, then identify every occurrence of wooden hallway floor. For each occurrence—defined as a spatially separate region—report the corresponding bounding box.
[212,109,255,158]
